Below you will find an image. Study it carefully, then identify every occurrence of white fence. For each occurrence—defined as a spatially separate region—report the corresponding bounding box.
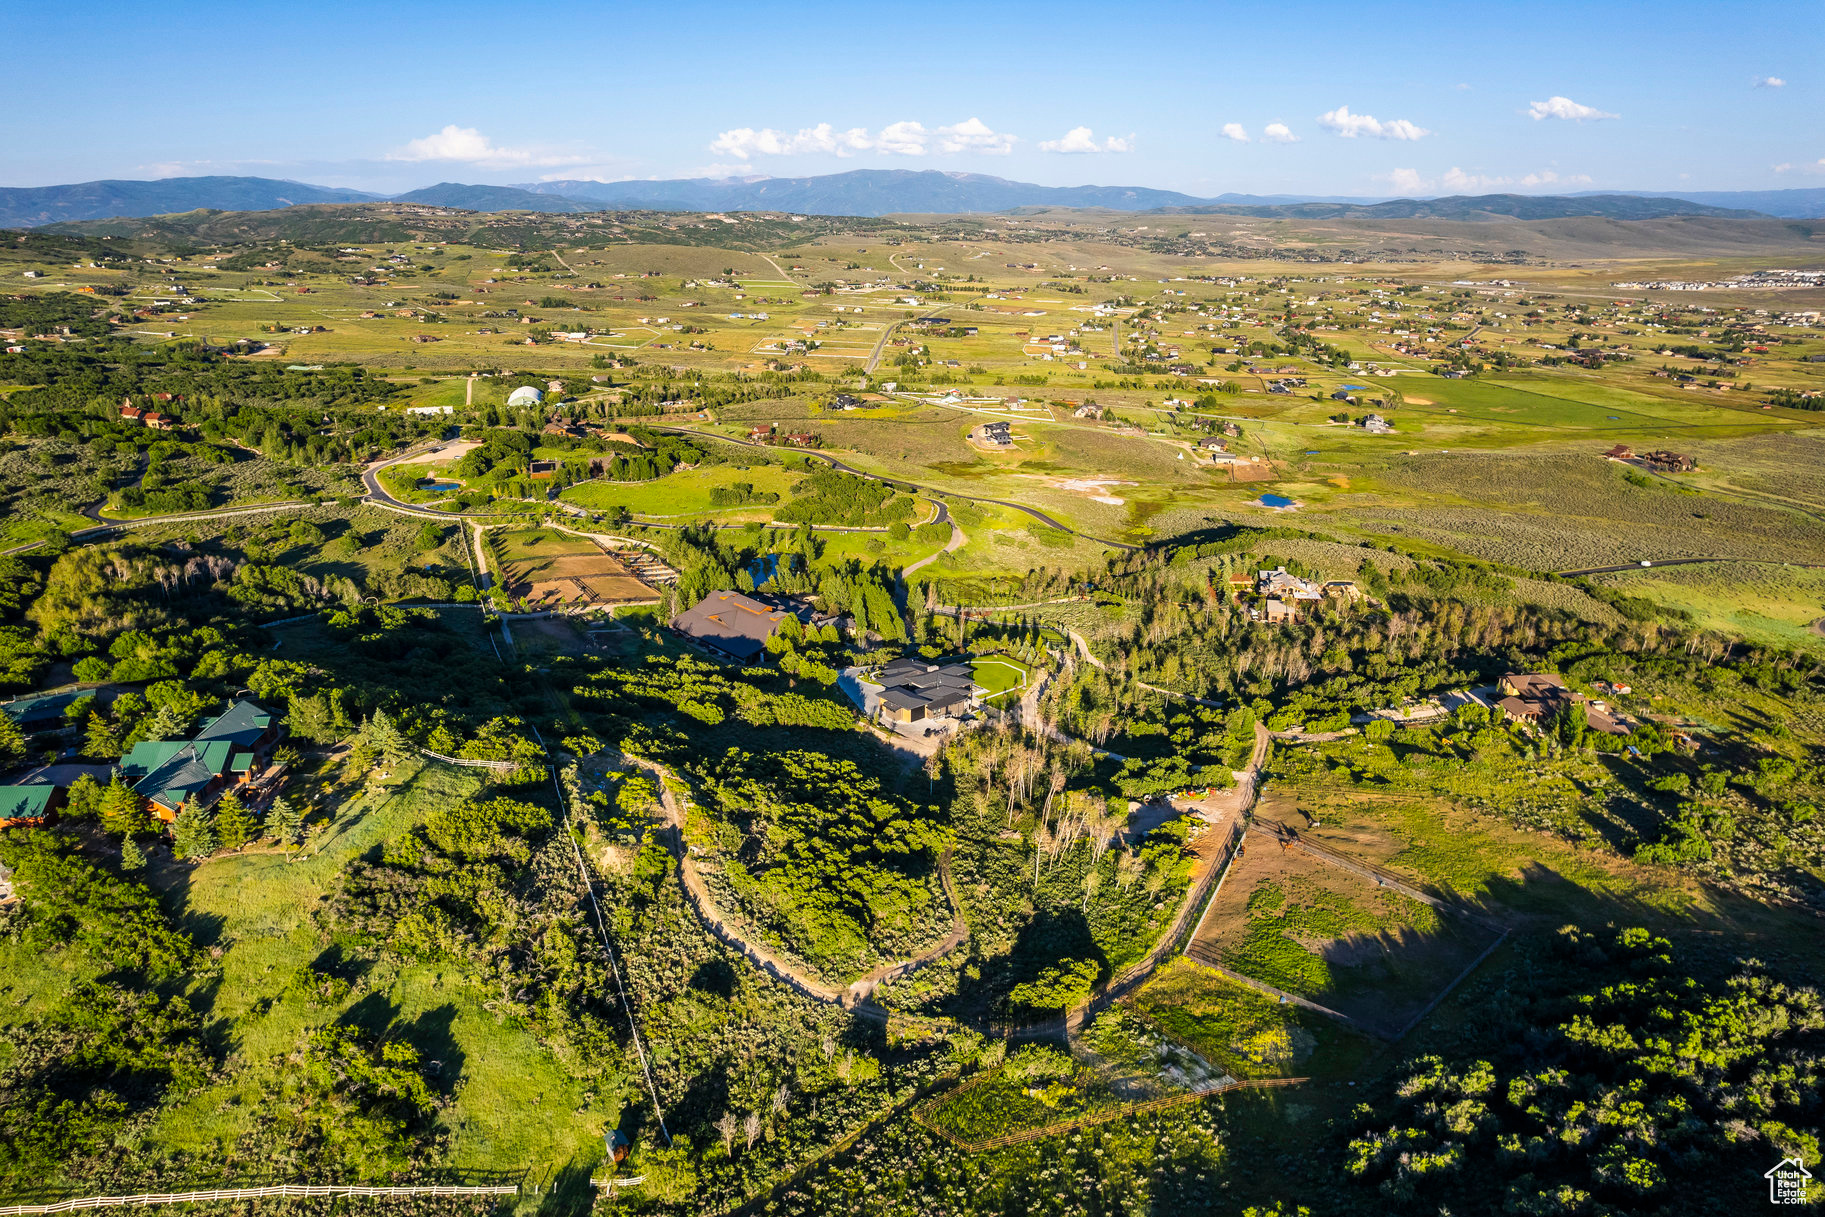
[416,748,520,771]
[0,1183,518,1214]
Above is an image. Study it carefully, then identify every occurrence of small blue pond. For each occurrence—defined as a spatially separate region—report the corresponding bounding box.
[419,480,460,493]
[1257,493,1296,508]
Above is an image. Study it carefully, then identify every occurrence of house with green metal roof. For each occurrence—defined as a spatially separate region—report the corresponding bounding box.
[118,699,282,822]
[0,785,61,827]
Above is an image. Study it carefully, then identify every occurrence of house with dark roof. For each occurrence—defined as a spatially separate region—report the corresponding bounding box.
[119,699,282,822]
[670,591,793,662]
[1496,672,1630,735]
[970,421,1014,449]
[872,656,980,723]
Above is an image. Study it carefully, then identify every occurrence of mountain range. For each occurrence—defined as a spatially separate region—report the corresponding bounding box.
[2,171,1823,228]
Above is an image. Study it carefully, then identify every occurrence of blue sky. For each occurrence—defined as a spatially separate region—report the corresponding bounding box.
[4,0,1819,196]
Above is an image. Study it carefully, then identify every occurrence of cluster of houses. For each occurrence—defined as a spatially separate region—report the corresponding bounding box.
[1602,445,1697,473]
[0,698,286,832]
[1494,673,1631,735]
[1246,567,1359,623]
[746,423,818,447]
[119,397,177,430]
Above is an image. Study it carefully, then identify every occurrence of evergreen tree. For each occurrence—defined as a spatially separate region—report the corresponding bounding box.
[118,834,147,872]
[84,709,122,758]
[0,714,25,767]
[62,773,104,821]
[171,800,216,859]
[98,776,145,836]
[214,792,255,851]
[362,708,413,768]
[267,796,304,848]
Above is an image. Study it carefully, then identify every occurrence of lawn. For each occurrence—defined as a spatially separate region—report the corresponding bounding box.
[136,760,612,1187]
[970,655,1030,702]
[560,462,803,519]
[1129,958,1378,1080]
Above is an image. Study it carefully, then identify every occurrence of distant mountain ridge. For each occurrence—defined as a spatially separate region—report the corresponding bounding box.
[521,170,1213,214]
[0,176,382,228]
[3,170,1822,228]
[1162,193,1766,221]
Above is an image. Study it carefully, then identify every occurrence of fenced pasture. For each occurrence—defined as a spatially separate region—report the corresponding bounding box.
[493,527,653,605]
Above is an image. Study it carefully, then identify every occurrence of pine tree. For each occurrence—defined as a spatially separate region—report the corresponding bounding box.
[62,773,104,821]
[267,796,304,848]
[214,792,254,850]
[84,710,122,759]
[98,777,146,836]
[0,714,25,767]
[119,834,147,872]
[362,709,413,768]
[171,800,216,859]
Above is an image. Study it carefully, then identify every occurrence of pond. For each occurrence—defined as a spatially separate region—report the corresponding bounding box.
[1256,493,1296,508]
[419,480,461,493]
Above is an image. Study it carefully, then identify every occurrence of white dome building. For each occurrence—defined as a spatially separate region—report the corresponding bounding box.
[506,385,544,407]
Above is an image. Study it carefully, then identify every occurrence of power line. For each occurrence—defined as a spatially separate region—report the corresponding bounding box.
[533,724,670,1146]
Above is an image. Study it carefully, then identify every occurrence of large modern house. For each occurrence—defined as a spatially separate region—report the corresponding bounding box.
[873,657,980,724]
[670,590,795,662]
[1496,673,1630,735]
[119,699,283,821]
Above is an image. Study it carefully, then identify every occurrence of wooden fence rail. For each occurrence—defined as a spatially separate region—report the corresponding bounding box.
[0,1184,519,1214]
[416,748,520,771]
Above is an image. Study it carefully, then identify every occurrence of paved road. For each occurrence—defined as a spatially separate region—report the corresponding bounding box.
[903,512,966,576]
[864,315,911,375]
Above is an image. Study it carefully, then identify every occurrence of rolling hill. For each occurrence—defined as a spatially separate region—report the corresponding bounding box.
[2,171,1819,229]
[0,176,381,229]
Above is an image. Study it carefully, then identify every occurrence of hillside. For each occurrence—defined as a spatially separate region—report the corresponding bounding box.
[0,176,380,228]
[7,172,1816,229]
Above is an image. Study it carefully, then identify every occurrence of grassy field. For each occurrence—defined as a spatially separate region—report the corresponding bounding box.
[137,760,610,1185]
[1128,958,1378,1080]
[1185,839,1502,1037]
[560,462,803,519]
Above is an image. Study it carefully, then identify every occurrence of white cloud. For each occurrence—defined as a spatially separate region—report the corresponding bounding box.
[1261,122,1298,143]
[1038,126,1133,153]
[710,118,1014,159]
[1219,123,1250,143]
[1318,105,1429,140]
[1526,96,1618,121]
[1440,167,1501,191]
[1382,168,1431,194]
[709,124,873,159]
[1755,75,1786,88]
[873,121,933,156]
[1774,159,1825,175]
[936,117,1019,154]
[387,125,580,168]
